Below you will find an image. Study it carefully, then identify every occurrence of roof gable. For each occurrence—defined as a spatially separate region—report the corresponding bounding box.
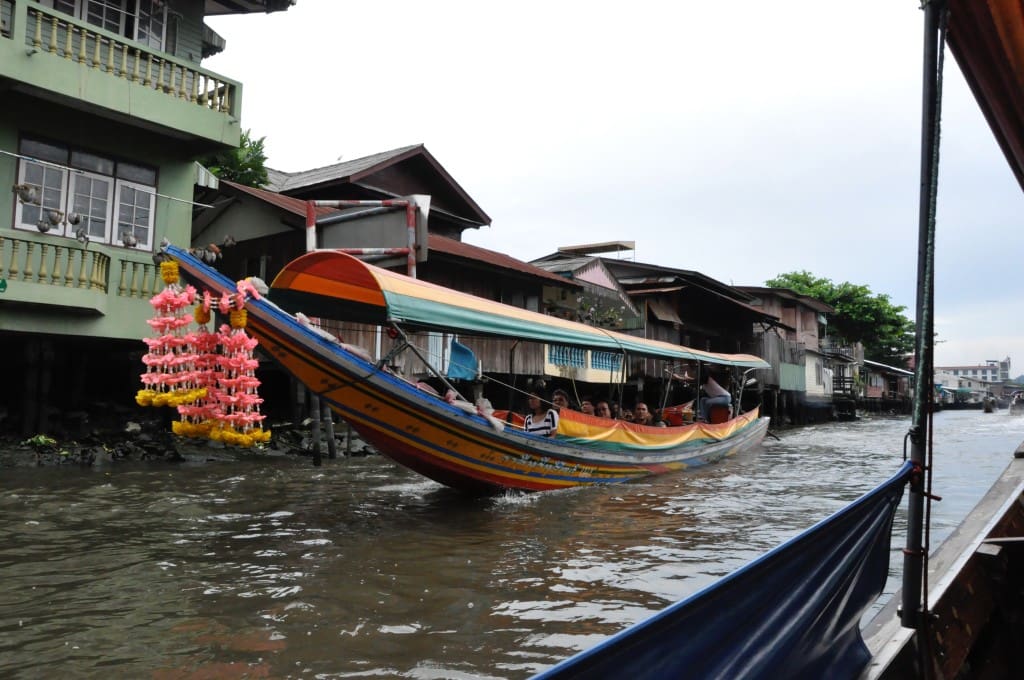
[265,144,490,229]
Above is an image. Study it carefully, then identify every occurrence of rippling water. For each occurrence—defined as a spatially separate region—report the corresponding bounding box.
[2,410,1023,679]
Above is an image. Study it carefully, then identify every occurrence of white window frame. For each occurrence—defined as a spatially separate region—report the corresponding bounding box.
[114,179,156,251]
[68,169,115,243]
[43,0,164,51]
[14,160,69,236]
[134,0,168,50]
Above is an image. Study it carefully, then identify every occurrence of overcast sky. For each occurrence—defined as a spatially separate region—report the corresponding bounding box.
[206,1,1024,371]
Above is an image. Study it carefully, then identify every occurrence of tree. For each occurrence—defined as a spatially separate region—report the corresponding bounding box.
[765,271,915,366]
[199,129,269,188]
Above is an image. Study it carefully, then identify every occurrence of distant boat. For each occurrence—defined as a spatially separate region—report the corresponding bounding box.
[167,245,770,493]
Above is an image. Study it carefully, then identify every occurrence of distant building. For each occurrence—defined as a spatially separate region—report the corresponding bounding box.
[935,357,1011,383]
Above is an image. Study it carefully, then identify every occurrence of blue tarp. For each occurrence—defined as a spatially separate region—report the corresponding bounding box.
[447,340,479,380]
[533,462,911,679]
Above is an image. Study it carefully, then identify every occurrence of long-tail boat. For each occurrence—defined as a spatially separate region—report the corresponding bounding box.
[166,245,770,493]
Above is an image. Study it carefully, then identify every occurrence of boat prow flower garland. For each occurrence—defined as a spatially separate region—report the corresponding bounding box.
[136,259,270,448]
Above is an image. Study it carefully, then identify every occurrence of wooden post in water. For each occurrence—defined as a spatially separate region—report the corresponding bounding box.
[321,401,337,459]
[309,391,322,467]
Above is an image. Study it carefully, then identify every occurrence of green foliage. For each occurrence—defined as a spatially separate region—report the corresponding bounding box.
[765,271,915,365]
[199,129,269,188]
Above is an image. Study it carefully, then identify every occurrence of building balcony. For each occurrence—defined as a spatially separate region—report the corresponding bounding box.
[0,231,160,316]
[0,1,242,150]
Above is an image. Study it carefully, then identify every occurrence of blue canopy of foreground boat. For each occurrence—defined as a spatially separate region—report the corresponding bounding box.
[271,249,770,368]
[532,462,911,679]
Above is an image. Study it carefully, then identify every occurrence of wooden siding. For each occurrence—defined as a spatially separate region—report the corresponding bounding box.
[174,0,205,63]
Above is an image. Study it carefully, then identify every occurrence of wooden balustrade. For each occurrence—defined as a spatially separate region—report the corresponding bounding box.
[25,5,234,113]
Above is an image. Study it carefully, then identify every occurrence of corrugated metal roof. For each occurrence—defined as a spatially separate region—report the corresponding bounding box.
[628,285,686,295]
[222,180,338,218]
[265,145,422,192]
[531,256,598,275]
[862,359,913,376]
[733,286,834,313]
[429,235,578,287]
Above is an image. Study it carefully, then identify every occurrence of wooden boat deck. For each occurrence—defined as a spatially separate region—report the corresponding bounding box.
[861,447,1024,678]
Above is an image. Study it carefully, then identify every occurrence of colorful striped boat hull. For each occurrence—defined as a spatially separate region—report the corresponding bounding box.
[169,246,770,493]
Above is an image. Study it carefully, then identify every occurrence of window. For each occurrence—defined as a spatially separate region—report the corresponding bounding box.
[14,137,157,250]
[114,181,154,248]
[43,0,167,51]
[69,171,114,242]
[591,351,622,372]
[549,345,586,368]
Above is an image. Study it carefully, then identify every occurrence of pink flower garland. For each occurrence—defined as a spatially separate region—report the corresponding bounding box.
[138,267,270,446]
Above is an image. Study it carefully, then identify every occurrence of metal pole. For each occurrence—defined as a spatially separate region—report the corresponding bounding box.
[305,200,316,252]
[406,203,416,278]
[901,0,944,631]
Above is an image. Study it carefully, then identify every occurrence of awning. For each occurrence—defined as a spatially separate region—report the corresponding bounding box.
[947,0,1024,191]
[194,162,220,189]
[647,298,683,325]
[271,250,770,369]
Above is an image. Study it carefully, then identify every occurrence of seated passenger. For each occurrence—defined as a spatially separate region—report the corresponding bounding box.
[652,408,668,427]
[633,402,654,426]
[552,389,571,410]
[525,389,559,437]
[699,372,732,422]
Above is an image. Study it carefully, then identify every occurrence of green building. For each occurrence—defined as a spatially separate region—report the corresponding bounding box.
[0,0,293,435]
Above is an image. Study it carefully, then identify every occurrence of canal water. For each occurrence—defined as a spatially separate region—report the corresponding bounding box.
[2,410,1023,679]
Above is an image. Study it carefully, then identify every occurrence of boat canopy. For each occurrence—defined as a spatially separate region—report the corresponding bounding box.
[270,250,770,369]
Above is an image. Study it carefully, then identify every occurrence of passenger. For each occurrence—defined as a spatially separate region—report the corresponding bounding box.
[699,372,732,422]
[652,408,668,427]
[552,389,571,410]
[594,401,612,419]
[525,389,559,438]
[633,402,654,426]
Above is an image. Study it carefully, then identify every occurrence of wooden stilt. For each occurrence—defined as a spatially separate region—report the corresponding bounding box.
[23,342,40,437]
[321,401,337,459]
[309,391,322,467]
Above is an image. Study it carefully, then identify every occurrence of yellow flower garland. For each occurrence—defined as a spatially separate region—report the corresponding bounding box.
[160,260,180,285]
[194,304,211,325]
[135,387,207,408]
[229,308,247,328]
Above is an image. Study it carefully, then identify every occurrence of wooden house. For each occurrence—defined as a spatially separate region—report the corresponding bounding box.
[0,0,294,435]
[191,153,581,415]
[734,286,838,424]
[532,246,779,409]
